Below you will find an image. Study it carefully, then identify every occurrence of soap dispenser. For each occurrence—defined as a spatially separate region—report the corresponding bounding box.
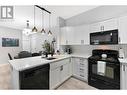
[119,47,125,58]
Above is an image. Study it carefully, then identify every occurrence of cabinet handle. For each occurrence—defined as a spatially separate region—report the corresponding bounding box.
[81,40,84,44]
[66,40,68,45]
[100,26,102,31]
[60,65,63,71]
[80,74,84,77]
[80,68,84,71]
[80,63,84,65]
[69,59,71,63]
[103,26,104,31]
[118,37,121,42]
[123,65,125,71]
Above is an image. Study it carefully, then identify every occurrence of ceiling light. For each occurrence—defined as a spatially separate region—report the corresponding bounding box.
[23,20,32,36]
[48,30,52,35]
[48,14,52,35]
[41,10,46,34]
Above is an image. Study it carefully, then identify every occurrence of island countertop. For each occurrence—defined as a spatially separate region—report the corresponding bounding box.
[9,54,90,71]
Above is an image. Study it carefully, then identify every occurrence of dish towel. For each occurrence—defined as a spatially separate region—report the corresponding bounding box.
[97,61,106,76]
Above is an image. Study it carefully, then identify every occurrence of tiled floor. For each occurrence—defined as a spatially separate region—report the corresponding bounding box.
[0,64,11,89]
[56,77,97,90]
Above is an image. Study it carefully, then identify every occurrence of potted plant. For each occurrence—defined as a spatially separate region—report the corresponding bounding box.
[42,40,55,57]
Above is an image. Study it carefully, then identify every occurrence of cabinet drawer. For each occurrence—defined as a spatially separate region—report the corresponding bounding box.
[50,59,69,70]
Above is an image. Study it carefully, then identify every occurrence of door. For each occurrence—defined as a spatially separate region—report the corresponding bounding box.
[50,67,60,89]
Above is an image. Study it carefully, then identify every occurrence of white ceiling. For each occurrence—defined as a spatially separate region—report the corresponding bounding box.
[43,6,98,19]
[0,5,98,30]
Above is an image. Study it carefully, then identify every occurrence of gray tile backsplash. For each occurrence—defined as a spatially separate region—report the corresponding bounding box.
[61,44,127,57]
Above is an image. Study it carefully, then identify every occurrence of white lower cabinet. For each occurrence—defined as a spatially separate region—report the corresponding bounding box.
[60,63,70,83]
[50,58,72,89]
[50,57,88,89]
[121,64,127,89]
[50,67,61,89]
[72,57,88,82]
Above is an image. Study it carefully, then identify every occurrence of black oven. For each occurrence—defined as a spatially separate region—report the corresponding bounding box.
[90,29,118,45]
[88,49,120,89]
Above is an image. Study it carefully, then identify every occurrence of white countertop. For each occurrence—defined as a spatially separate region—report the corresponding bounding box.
[119,58,127,64]
[9,54,90,71]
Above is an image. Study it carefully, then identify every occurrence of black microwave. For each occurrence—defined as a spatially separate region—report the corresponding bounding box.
[90,29,118,45]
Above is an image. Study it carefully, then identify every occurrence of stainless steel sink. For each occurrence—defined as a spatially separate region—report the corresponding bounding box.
[46,57,57,60]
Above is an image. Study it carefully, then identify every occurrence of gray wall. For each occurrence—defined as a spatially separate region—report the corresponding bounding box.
[0,26,22,64]
[58,17,66,27]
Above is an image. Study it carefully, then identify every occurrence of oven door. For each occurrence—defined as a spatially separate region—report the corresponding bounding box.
[88,59,120,84]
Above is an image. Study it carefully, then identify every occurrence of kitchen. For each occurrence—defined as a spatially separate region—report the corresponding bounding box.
[1,5,127,90]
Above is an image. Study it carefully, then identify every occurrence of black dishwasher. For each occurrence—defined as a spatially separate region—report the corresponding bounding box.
[19,64,49,89]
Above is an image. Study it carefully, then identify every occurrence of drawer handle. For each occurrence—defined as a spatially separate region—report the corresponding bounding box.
[80,75,84,77]
[80,68,84,70]
[80,63,84,65]
[60,65,63,71]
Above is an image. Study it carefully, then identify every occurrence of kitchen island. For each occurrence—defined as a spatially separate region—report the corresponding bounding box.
[9,54,90,89]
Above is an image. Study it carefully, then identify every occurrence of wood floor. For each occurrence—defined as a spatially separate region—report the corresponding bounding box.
[56,77,97,90]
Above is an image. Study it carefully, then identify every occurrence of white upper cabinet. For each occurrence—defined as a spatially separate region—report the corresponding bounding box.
[60,27,67,45]
[91,18,118,32]
[118,16,127,44]
[102,18,118,31]
[90,22,102,32]
[73,25,90,45]
[60,25,90,45]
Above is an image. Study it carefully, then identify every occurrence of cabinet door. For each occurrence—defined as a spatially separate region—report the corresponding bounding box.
[90,22,101,32]
[102,18,118,31]
[68,58,73,77]
[60,27,67,45]
[66,27,75,45]
[60,63,69,83]
[83,25,90,45]
[50,67,60,89]
[73,25,90,45]
[118,16,127,44]
[72,58,79,77]
[121,64,127,89]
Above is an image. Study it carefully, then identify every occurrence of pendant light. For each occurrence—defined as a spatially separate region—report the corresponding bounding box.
[32,5,38,32]
[23,20,32,36]
[41,10,46,34]
[48,13,52,35]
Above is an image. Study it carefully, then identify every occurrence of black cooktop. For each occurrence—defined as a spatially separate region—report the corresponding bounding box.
[89,49,119,63]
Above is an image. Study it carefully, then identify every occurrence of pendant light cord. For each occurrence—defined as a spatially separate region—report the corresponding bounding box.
[49,14,51,29]
[42,10,44,28]
[34,5,35,26]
